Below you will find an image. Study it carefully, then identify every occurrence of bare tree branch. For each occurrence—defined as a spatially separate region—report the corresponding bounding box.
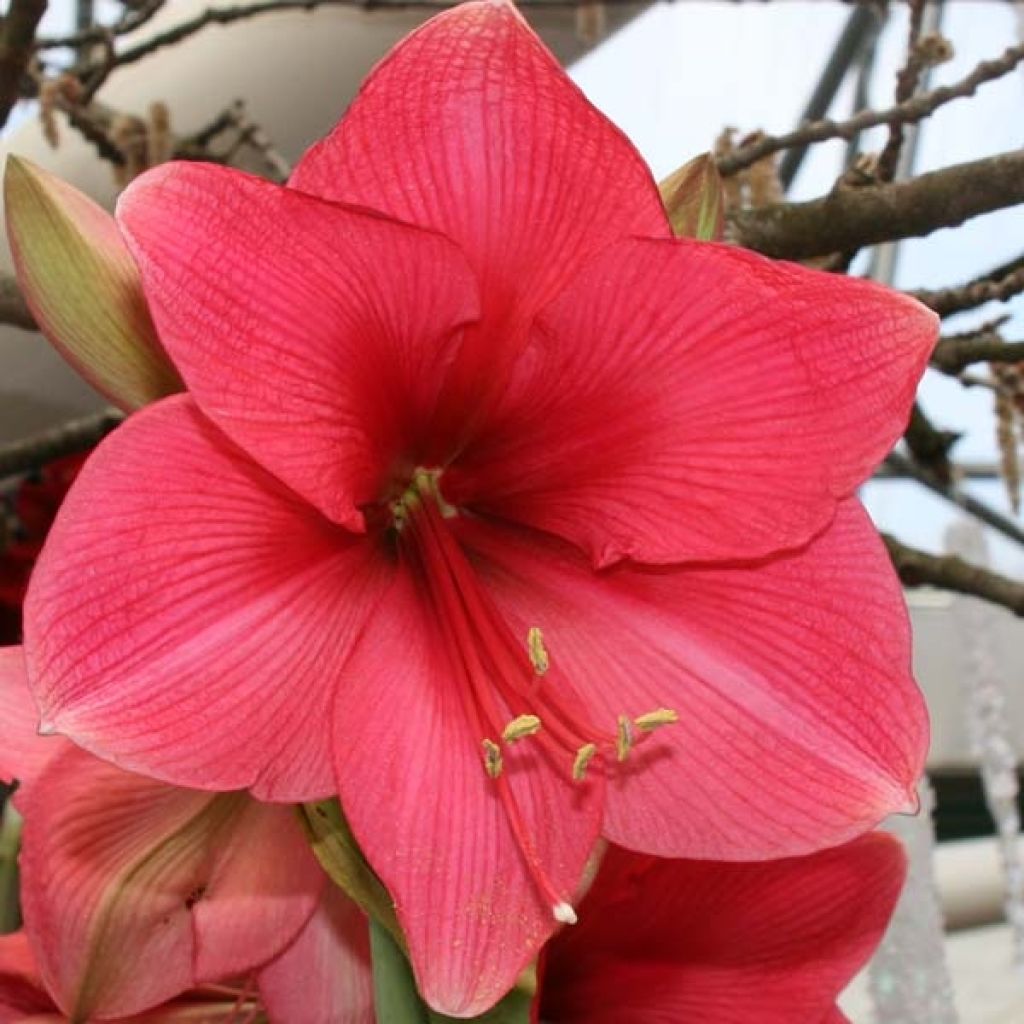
[0,409,121,480]
[875,0,933,183]
[0,0,47,130]
[36,0,165,50]
[76,0,613,73]
[717,41,1024,178]
[730,150,1024,260]
[884,533,1024,618]
[932,334,1024,376]
[903,402,959,484]
[912,252,1024,316]
[884,450,1024,548]
[0,272,35,332]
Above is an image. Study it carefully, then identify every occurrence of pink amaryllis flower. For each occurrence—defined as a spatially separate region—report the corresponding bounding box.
[0,906,371,1024]
[0,647,372,1022]
[536,835,905,1024]
[0,930,266,1023]
[20,0,936,1013]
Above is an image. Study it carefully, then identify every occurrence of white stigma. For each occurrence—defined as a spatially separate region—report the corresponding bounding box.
[553,901,578,925]
[37,720,57,736]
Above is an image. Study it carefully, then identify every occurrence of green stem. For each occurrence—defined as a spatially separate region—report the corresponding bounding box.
[370,919,429,1024]
[0,798,22,933]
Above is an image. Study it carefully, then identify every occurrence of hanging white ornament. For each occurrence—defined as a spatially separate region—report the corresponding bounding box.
[868,776,959,1023]
[945,518,1024,968]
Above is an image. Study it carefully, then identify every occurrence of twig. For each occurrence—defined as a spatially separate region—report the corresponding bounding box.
[0,273,36,332]
[879,459,1004,480]
[884,533,1024,618]
[875,0,927,184]
[0,0,47,130]
[0,410,122,480]
[730,149,1024,260]
[171,100,290,177]
[904,402,959,484]
[941,313,1014,342]
[78,28,116,104]
[212,100,291,180]
[175,104,240,152]
[717,41,1024,178]
[958,372,998,392]
[36,0,166,49]
[82,0,612,72]
[60,98,128,166]
[912,252,1024,316]
[884,450,1024,549]
[932,334,1024,376]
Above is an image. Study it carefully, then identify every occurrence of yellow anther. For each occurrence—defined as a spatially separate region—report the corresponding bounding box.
[616,716,634,762]
[634,708,679,732]
[409,467,458,518]
[527,626,550,676]
[482,738,503,779]
[572,742,598,781]
[503,714,543,742]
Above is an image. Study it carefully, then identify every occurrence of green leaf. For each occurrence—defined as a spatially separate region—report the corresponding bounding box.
[428,975,535,1024]
[298,799,402,944]
[369,918,534,1024]
[4,156,183,411]
[371,919,430,1024]
[658,152,726,241]
[303,801,535,1024]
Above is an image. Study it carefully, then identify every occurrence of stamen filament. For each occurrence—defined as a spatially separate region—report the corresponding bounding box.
[616,716,634,762]
[401,485,577,918]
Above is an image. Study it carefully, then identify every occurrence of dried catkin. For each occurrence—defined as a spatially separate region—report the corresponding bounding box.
[110,114,149,188]
[914,32,954,68]
[575,2,606,45]
[993,365,1021,514]
[38,79,61,148]
[147,102,172,167]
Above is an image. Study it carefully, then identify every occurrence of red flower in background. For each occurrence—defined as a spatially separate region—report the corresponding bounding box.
[537,836,904,1024]
[0,455,86,646]
[18,0,936,1013]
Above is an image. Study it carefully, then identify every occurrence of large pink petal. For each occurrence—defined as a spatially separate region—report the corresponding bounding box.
[447,238,937,566]
[0,648,65,788]
[461,499,926,860]
[290,1,668,447]
[333,570,603,1017]
[540,834,904,1024]
[24,397,392,800]
[258,886,373,1024]
[117,163,478,529]
[18,746,323,1020]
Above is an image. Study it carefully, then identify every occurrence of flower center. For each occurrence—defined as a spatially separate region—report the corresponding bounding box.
[392,468,677,922]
